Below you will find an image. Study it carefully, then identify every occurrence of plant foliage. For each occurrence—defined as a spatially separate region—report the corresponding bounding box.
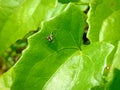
[0,0,120,90]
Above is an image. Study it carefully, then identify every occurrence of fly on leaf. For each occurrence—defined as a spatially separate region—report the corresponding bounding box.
[46,32,53,43]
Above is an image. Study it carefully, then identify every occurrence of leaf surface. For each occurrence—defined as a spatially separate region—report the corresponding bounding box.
[44,43,113,90]
[0,1,116,90]
[0,68,13,90]
[99,9,120,66]
[86,1,120,90]
[87,0,120,42]
[8,4,114,90]
[99,10,120,45]
[11,4,85,90]
[0,0,24,29]
[0,0,56,54]
[106,41,120,90]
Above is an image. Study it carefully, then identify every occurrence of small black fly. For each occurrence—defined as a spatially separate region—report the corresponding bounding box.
[46,32,53,43]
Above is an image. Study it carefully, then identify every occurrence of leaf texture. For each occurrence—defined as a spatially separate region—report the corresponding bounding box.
[10,4,114,90]
[87,0,120,42]
[0,0,56,54]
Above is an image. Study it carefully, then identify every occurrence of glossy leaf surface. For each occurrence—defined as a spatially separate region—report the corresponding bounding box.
[11,4,85,90]
[0,0,119,90]
[0,0,56,54]
[99,10,120,45]
[10,4,114,90]
[106,41,120,90]
[87,0,120,42]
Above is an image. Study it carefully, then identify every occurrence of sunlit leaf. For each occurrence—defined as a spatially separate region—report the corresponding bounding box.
[87,0,120,42]
[0,0,57,54]
[106,41,120,90]
[9,4,113,90]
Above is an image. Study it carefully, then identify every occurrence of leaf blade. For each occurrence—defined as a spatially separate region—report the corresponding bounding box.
[87,0,120,42]
[11,4,86,90]
[0,0,57,54]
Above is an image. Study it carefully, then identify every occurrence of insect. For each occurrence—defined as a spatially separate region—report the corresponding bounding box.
[46,32,53,43]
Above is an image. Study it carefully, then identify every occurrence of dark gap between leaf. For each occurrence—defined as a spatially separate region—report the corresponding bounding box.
[0,28,39,74]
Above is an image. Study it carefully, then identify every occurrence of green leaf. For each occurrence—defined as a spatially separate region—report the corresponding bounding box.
[99,11,120,45]
[0,0,56,55]
[80,0,92,3]
[86,2,120,90]
[12,3,85,90]
[99,9,120,66]
[43,43,113,90]
[11,4,85,90]
[107,69,120,90]
[87,0,120,42]
[6,4,113,90]
[46,3,67,20]
[0,0,24,29]
[105,41,120,90]
[0,1,116,89]
[0,68,13,90]
[111,41,120,70]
